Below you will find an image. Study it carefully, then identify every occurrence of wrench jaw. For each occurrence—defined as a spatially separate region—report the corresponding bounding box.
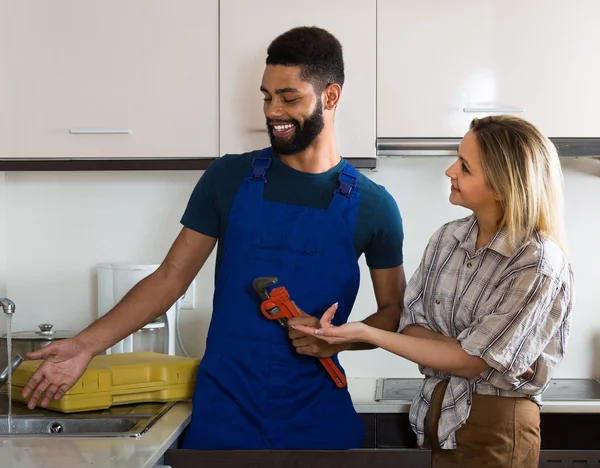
[253,277,288,328]
[252,277,278,300]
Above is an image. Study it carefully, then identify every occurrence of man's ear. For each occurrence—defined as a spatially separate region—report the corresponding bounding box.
[323,83,341,110]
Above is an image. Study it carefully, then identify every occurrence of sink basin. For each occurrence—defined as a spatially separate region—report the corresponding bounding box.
[0,392,175,438]
[0,415,142,436]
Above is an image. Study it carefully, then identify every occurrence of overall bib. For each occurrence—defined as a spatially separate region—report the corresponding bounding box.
[181,148,364,449]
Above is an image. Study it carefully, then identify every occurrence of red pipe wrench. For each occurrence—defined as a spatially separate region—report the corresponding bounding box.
[252,277,347,388]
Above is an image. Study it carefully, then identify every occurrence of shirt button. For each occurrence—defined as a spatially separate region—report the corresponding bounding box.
[435,299,440,305]
[467,262,472,268]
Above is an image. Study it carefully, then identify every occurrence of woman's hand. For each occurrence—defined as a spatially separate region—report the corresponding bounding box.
[292,302,371,345]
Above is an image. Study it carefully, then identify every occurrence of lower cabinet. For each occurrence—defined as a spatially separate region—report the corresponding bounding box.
[538,414,600,467]
[164,413,600,467]
[540,414,600,450]
[360,413,418,448]
[360,412,600,467]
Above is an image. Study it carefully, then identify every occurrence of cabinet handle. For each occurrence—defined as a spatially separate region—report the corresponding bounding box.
[249,128,268,133]
[69,129,132,134]
[462,107,524,113]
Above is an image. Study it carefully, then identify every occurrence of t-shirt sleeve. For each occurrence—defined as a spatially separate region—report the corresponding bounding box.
[364,189,404,269]
[180,161,221,238]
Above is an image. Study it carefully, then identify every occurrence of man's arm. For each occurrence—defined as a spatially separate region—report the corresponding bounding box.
[287,265,406,357]
[78,227,216,355]
[341,265,406,351]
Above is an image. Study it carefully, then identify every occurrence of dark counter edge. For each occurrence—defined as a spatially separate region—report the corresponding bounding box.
[0,157,378,171]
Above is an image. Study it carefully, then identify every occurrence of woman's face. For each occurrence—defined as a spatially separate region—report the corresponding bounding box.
[445,130,501,213]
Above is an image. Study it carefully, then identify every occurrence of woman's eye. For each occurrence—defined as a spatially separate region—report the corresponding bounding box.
[461,163,469,173]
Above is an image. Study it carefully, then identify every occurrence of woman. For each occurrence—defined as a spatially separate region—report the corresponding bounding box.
[294,115,574,468]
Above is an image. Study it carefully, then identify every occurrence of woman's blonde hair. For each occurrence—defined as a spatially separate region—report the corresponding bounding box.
[470,115,569,255]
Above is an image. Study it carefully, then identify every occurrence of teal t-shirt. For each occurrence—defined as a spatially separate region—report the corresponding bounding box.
[181,149,404,275]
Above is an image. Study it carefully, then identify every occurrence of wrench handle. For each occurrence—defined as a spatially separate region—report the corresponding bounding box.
[317,357,347,388]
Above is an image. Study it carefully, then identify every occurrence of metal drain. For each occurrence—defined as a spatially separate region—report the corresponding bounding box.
[48,422,63,434]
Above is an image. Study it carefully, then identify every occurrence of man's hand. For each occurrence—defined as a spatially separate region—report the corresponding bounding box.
[22,338,94,409]
[286,303,341,358]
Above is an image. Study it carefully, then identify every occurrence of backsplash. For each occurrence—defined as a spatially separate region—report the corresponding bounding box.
[0,156,598,378]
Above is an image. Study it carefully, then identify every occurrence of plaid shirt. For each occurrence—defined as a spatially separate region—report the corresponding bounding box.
[398,215,574,450]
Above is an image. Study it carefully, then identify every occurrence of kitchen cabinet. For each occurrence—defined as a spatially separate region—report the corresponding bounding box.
[357,412,600,466]
[366,412,600,449]
[0,0,218,160]
[219,0,376,161]
[377,0,600,139]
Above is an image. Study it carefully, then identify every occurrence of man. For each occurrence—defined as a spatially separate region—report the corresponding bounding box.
[22,26,406,449]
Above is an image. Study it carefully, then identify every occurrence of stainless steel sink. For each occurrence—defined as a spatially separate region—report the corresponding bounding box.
[0,415,142,435]
[0,392,175,438]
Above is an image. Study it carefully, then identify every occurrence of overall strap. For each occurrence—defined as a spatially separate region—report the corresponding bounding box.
[327,162,359,215]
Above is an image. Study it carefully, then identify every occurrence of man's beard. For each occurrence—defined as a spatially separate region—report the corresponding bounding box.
[266,103,324,155]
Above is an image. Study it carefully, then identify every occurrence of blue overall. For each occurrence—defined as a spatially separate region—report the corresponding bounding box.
[181,148,365,449]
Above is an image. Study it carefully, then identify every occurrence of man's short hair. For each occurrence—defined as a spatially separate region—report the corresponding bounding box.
[266,26,345,93]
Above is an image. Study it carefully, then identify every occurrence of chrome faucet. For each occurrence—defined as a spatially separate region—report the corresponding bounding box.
[0,297,19,389]
[0,298,15,315]
[0,354,24,388]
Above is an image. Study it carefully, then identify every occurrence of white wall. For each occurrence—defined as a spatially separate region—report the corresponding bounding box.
[0,156,598,378]
[340,157,600,379]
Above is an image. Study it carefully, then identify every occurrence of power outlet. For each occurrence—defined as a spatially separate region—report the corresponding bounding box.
[180,279,196,310]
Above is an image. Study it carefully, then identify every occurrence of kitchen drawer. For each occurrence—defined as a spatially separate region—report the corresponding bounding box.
[540,450,600,467]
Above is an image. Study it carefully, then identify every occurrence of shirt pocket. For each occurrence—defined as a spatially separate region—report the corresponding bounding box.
[249,232,324,279]
[251,232,321,254]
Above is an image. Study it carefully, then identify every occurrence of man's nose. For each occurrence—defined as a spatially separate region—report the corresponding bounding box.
[264,100,284,119]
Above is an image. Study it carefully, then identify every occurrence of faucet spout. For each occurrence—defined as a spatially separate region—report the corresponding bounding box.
[0,298,15,315]
[0,354,24,389]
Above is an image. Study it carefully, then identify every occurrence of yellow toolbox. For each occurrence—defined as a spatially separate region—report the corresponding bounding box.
[10,352,200,413]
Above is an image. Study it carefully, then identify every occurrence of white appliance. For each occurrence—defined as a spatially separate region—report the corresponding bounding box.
[97,262,179,355]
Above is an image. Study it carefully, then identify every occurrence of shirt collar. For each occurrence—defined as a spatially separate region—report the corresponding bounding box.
[453,214,517,257]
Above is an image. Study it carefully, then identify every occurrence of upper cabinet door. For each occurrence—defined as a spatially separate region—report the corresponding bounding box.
[219,0,376,158]
[0,1,218,159]
[377,0,600,138]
